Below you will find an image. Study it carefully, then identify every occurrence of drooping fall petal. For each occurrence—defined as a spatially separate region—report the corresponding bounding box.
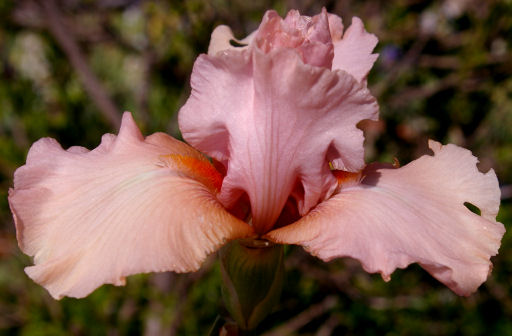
[9,112,253,299]
[267,141,505,296]
[332,17,378,82]
[179,47,378,234]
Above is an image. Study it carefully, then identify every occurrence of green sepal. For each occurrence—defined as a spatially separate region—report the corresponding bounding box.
[219,238,284,330]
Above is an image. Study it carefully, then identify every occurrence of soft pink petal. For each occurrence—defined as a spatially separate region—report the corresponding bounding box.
[332,17,378,82]
[254,10,334,68]
[179,48,378,234]
[9,112,253,299]
[208,25,256,56]
[327,13,344,42]
[267,141,504,296]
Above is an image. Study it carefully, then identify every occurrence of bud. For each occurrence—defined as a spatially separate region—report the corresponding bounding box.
[219,238,284,330]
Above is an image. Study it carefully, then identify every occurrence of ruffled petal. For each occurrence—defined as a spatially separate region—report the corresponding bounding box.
[327,13,344,42]
[9,112,253,299]
[208,25,256,56]
[332,17,378,82]
[179,48,378,234]
[254,9,334,68]
[267,141,504,296]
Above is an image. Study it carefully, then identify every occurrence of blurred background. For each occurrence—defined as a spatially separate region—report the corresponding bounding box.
[0,0,511,334]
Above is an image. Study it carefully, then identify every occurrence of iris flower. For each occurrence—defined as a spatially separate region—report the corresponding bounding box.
[9,9,504,300]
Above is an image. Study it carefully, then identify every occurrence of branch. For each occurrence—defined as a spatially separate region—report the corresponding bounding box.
[261,296,338,336]
[40,0,121,128]
[168,256,216,336]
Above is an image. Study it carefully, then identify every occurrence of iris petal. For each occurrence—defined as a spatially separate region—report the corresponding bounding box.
[9,113,253,299]
[332,17,379,82]
[180,47,378,234]
[267,140,505,296]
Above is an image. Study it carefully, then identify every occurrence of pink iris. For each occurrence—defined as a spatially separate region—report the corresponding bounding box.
[9,9,504,300]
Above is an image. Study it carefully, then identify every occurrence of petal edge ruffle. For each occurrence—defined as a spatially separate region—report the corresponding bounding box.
[267,141,504,296]
[179,48,378,234]
[332,17,378,82]
[9,113,253,299]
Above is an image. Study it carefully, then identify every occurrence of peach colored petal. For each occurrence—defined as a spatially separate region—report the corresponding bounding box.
[179,48,378,234]
[332,17,379,82]
[209,9,348,70]
[327,13,344,42]
[267,141,504,296]
[9,112,253,299]
[254,9,334,68]
[208,25,256,56]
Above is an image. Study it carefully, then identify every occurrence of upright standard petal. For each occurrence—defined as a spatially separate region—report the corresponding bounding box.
[332,17,379,82]
[254,9,334,68]
[208,25,256,56]
[179,48,378,234]
[9,113,253,299]
[209,9,345,70]
[267,141,505,296]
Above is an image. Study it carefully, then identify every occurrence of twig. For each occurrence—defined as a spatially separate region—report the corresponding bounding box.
[315,314,340,336]
[371,36,429,97]
[286,248,362,300]
[168,256,217,336]
[387,74,460,108]
[261,296,338,336]
[39,0,121,128]
[135,49,153,126]
[387,73,485,109]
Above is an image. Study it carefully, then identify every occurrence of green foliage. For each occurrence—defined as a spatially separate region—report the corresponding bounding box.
[0,0,511,334]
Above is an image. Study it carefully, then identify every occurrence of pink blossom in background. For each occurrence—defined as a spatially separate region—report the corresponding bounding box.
[9,9,504,300]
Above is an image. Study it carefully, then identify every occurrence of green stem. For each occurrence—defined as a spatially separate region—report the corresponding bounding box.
[219,238,285,331]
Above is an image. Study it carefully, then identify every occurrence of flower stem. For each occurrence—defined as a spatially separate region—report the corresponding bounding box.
[219,238,284,331]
